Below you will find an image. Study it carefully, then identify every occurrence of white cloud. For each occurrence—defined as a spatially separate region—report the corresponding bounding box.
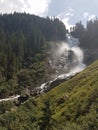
[62,17,74,30]
[0,0,4,3]
[84,12,89,18]
[21,0,51,16]
[57,8,74,30]
[0,0,51,16]
[57,7,74,18]
[65,12,74,17]
[88,15,96,21]
[83,12,96,21]
[68,7,74,12]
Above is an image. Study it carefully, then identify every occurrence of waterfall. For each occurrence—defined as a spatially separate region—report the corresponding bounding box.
[36,34,86,94]
[65,34,86,76]
[48,34,86,79]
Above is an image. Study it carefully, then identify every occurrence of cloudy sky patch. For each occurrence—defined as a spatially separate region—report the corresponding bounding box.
[57,8,74,29]
[0,0,50,16]
[84,12,96,21]
[21,0,51,16]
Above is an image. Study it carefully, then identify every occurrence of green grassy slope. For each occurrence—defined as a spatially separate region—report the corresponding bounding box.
[0,60,98,130]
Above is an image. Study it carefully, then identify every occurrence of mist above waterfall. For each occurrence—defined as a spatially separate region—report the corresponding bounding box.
[49,34,86,79]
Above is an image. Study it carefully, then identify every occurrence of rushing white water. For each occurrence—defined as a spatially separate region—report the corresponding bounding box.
[39,34,86,93]
[66,34,86,75]
[0,95,20,102]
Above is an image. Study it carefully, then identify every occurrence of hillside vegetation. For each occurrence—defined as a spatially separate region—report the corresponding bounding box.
[0,60,98,130]
[0,13,66,98]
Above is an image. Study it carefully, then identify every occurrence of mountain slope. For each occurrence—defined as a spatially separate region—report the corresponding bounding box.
[0,60,98,130]
[0,13,66,99]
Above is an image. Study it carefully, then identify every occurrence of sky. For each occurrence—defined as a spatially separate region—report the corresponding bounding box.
[0,0,98,29]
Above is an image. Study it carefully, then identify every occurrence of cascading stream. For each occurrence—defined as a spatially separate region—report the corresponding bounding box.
[39,33,86,93]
